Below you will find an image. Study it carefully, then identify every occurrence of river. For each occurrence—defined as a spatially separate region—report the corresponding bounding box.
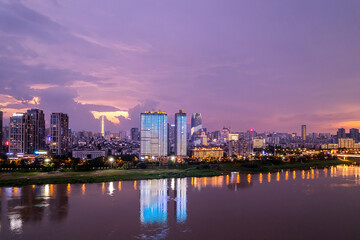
[1,165,360,239]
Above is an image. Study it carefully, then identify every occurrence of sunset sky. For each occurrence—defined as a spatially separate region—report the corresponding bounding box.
[1,0,360,134]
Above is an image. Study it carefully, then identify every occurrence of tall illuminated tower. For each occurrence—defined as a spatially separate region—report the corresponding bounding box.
[101,115,105,137]
[301,125,306,141]
[140,110,168,158]
[9,113,25,154]
[0,110,2,153]
[191,113,202,146]
[175,110,187,156]
[50,113,69,156]
[24,109,45,153]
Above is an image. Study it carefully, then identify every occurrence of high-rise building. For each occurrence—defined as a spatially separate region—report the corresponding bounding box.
[50,113,69,156]
[349,128,359,143]
[175,110,187,156]
[131,128,140,141]
[0,110,2,152]
[191,113,202,146]
[9,109,46,155]
[9,113,25,154]
[167,123,175,155]
[23,109,45,153]
[140,110,168,158]
[337,128,346,141]
[301,125,306,141]
[101,115,105,137]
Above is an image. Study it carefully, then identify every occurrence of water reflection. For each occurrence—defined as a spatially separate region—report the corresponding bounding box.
[176,178,187,223]
[0,184,69,235]
[140,179,168,225]
[1,165,360,239]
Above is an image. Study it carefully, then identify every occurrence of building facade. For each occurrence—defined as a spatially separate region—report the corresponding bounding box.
[349,128,359,143]
[192,147,223,159]
[175,110,187,156]
[301,125,306,141]
[24,109,46,154]
[9,113,25,154]
[9,109,46,155]
[337,128,346,140]
[72,150,106,159]
[50,113,69,156]
[131,128,140,141]
[0,110,2,153]
[140,110,168,158]
[338,138,355,149]
[191,113,202,146]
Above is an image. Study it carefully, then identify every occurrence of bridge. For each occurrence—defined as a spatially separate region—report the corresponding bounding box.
[336,154,360,160]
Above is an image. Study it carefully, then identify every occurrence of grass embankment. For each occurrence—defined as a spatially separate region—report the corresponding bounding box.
[0,168,221,187]
[0,159,356,187]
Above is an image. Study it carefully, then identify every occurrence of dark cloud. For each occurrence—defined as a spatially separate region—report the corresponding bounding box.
[1,0,360,133]
[117,100,159,130]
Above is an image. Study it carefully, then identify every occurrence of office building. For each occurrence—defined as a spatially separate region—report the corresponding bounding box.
[338,138,355,149]
[131,128,140,141]
[9,109,46,155]
[50,113,69,156]
[349,128,359,143]
[140,110,168,158]
[23,109,46,154]
[167,123,175,155]
[175,110,187,156]
[301,125,306,141]
[252,138,265,149]
[9,113,25,154]
[0,110,2,152]
[191,113,202,146]
[337,128,346,140]
[192,147,223,159]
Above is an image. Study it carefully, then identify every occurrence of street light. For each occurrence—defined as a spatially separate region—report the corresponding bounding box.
[45,158,50,163]
[109,157,114,168]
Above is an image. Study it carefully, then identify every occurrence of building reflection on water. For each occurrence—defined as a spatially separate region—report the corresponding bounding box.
[0,184,69,234]
[139,178,188,225]
[1,165,360,235]
[140,179,168,225]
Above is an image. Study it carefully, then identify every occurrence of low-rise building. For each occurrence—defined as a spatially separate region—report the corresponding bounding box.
[72,150,106,160]
[192,147,223,159]
[338,138,355,149]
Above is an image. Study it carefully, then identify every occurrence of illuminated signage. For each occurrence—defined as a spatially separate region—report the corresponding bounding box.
[34,151,48,155]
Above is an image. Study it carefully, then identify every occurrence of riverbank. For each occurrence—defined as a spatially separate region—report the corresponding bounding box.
[0,159,355,187]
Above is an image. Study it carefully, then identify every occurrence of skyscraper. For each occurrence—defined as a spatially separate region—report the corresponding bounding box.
[0,110,2,153]
[191,113,202,146]
[349,128,359,143]
[301,125,306,141]
[337,128,346,141]
[23,109,45,153]
[167,123,175,155]
[9,109,46,155]
[140,110,168,158]
[131,128,140,141]
[9,113,25,154]
[175,110,187,156]
[50,113,69,156]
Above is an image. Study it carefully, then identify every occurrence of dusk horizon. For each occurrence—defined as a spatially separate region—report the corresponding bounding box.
[2,1,360,240]
[1,0,360,134]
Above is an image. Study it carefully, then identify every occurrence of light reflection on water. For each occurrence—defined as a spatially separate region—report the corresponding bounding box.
[0,164,360,239]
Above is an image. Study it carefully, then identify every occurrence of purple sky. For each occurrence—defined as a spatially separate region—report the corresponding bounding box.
[1,0,360,134]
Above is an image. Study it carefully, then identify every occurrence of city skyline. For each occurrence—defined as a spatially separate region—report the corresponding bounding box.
[1,0,360,133]
[4,108,360,136]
